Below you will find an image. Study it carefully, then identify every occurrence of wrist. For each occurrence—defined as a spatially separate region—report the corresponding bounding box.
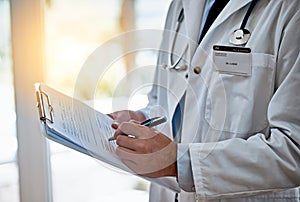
[163,141,178,177]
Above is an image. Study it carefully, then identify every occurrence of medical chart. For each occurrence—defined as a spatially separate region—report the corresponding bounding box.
[36,83,180,192]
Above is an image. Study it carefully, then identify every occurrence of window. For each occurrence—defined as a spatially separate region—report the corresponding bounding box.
[0,0,19,201]
[44,0,171,201]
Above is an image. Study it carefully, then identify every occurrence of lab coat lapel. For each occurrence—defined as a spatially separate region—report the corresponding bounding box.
[202,0,253,41]
[182,0,205,57]
[182,0,253,57]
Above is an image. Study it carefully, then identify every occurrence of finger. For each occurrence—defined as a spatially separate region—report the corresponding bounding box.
[112,119,140,131]
[116,145,136,154]
[107,113,114,119]
[117,122,150,139]
[116,135,151,153]
[113,122,140,139]
[111,121,119,129]
[129,119,141,124]
[113,123,127,139]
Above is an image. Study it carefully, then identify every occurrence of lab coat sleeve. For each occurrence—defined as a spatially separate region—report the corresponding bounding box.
[190,10,300,200]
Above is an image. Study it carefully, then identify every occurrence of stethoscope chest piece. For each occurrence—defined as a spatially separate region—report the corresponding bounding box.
[229,0,259,46]
[230,29,251,46]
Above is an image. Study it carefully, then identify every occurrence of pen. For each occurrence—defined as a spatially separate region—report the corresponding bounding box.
[108,116,167,141]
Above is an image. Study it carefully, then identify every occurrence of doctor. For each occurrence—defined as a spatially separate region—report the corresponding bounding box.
[110,0,300,201]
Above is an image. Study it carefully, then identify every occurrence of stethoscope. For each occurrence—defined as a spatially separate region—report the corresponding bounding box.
[168,8,188,71]
[230,0,259,45]
[167,0,259,71]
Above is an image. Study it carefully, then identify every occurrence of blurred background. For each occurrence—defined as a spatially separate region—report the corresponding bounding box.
[0,0,171,201]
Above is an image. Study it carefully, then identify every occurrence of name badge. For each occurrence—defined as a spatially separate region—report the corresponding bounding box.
[213,45,252,76]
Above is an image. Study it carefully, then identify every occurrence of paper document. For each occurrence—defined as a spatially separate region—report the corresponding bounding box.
[35,83,180,192]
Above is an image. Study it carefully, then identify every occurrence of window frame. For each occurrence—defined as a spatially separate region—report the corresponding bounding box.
[10,0,52,201]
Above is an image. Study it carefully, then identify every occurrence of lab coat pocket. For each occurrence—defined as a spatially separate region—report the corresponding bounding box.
[205,53,275,134]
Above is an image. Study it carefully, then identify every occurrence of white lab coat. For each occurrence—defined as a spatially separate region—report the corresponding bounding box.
[143,0,300,201]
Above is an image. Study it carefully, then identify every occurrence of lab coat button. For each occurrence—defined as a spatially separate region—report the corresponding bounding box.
[194,66,201,74]
[185,73,189,79]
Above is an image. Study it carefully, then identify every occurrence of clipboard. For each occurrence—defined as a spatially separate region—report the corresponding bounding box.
[35,83,181,193]
[35,83,94,155]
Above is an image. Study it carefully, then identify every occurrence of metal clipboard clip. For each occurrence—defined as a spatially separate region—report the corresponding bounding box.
[35,83,54,124]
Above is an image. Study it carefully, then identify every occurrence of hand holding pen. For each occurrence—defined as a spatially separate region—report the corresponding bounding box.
[112,115,177,178]
[108,116,167,141]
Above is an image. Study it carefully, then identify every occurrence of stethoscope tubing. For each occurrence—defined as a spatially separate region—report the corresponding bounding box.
[169,8,187,70]
[240,0,259,30]
[168,0,259,70]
